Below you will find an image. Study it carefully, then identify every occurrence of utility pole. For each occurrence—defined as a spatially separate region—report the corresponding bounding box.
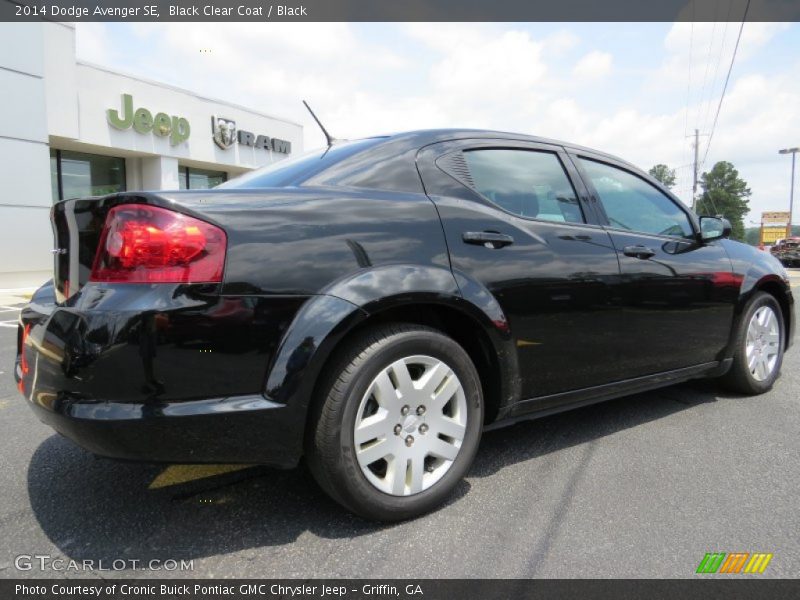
[779,147,798,236]
[692,128,699,212]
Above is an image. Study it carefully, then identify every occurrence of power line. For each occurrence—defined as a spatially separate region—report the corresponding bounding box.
[695,9,718,134]
[700,5,732,135]
[680,15,696,201]
[683,19,695,141]
[700,0,751,169]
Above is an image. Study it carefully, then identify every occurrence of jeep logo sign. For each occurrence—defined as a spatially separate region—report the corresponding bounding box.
[212,116,291,154]
[107,94,190,146]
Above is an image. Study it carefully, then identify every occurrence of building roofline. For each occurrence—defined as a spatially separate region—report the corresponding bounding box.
[75,60,304,127]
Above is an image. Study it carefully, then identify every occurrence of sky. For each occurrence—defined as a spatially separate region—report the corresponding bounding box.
[74,21,800,225]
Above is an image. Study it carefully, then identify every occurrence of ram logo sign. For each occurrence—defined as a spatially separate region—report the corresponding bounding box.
[696,552,773,574]
[212,116,237,149]
[211,116,292,154]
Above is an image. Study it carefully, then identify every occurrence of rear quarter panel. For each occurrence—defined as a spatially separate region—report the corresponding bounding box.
[157,187,453,296]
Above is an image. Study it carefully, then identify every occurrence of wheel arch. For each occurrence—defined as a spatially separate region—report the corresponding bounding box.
[323,297,517,426]
[753,276,795,350]
[263,264,518,461]
[722,272,795,360]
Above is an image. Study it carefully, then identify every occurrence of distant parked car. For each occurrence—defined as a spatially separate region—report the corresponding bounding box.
[772,237,800,267]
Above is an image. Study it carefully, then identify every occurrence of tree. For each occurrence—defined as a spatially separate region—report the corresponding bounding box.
[744,226,760,246]
[648,164,676,188]
[695,161,751,242]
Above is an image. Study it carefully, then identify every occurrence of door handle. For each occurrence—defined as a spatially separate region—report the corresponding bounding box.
[462,231,515,249]
[622,245,656,259]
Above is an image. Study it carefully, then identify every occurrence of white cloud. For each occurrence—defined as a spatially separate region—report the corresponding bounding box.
[572,50,612,79]
[542,29,580,55]
[429,30,548,98]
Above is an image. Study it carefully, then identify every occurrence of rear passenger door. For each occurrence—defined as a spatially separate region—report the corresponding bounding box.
[418,139,623,401]
[570,153,736,376]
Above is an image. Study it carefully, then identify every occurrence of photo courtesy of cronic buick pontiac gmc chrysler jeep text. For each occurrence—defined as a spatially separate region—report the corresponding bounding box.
[15,130,795,520]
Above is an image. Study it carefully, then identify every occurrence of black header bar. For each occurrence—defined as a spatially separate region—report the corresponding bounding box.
[2,0,800,22]
[3,579,800,600]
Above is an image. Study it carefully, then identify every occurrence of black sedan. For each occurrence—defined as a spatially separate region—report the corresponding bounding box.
[15,130,795,521]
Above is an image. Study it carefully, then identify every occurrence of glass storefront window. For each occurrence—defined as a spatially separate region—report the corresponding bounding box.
[49,149,59,203]
[179,166,227,190]
[50,150,126,201]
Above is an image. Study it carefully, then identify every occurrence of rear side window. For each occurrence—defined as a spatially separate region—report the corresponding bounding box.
[579,158,694,238]
[463,149,584,223]
[220,138,384,189]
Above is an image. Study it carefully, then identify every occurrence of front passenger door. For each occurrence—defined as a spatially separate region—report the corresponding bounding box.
[573,155,737,377]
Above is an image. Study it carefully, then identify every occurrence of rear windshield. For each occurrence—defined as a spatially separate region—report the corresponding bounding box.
[220,138,385,189]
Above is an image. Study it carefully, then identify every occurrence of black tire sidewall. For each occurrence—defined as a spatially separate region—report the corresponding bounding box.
[731,292,785,393]
[324,327,483,521]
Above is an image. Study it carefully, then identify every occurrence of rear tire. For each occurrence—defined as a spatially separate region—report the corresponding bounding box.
[306,323,483,521]
[718,292,785,395]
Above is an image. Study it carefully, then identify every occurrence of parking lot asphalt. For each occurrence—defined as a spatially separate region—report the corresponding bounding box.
[0,270,799,579]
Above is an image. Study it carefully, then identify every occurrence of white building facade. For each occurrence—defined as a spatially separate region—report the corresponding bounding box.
[0,22,303,288]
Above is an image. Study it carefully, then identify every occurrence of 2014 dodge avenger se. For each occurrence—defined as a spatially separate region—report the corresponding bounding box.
[15,130,795,520]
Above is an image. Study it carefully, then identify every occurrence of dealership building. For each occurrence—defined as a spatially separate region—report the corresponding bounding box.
[0,22,303,289]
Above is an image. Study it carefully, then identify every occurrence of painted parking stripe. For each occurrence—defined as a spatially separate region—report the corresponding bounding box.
[149,464,254,489]
[0,323,18,328]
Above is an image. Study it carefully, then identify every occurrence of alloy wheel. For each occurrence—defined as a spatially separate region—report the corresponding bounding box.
[353,355,468,496]
[745,305,781,382]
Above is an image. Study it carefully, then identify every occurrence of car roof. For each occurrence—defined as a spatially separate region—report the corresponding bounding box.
[369,128,634,167]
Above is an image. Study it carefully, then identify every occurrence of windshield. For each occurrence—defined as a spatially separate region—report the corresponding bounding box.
[220,138,386,189]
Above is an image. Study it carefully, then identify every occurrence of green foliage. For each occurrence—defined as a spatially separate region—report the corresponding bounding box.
[695,161,751,241]
[648,164,676,188]
[744,227,761,246]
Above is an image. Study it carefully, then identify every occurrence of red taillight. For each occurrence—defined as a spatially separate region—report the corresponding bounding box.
[18,323,31,394]
[20,324,31,375]
[90,205,226,283]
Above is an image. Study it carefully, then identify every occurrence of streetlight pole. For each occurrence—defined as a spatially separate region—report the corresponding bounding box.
[779,147,798,237]
[692,128,699,212]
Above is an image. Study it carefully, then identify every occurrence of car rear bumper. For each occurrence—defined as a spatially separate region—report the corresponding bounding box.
[15,281,309,467]
[24,392,301,467]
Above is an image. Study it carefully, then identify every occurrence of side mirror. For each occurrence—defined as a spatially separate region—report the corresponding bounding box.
[699,216,732,242]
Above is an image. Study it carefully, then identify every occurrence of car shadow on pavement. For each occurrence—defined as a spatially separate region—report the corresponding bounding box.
[27,379,721,565]
[471,378,722,478]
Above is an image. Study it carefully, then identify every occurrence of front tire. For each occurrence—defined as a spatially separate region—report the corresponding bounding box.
[306,323,483,521]
[719,292,785,395]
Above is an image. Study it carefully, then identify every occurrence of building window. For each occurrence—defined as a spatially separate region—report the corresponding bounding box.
[50,150,60,203]
[179,166,228,190]
[50,149,126,202]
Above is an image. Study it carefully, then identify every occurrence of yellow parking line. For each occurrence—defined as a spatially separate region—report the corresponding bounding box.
[149,464,254,489]
[516,339,541,347]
